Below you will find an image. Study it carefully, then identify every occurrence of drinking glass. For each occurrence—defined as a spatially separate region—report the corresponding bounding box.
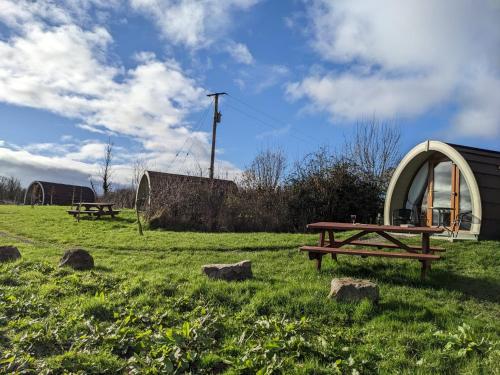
[350,214,356,224]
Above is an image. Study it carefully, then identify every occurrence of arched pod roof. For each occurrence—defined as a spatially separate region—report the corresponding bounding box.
[384,140,500,240]
[24,181,95,206]
[135,171,237,210]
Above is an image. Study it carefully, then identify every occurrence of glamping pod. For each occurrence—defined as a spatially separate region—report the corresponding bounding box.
[384,140,500,240]
[135,171,237,211]
[24,181,95,206]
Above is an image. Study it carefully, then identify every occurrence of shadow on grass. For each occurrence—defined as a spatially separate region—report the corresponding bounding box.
[0,331,10,347]
[329,262,500,304]
[70,215,136,224]
[226,245,301,252]
[377,299,436,322]
[162,244,304,253]
[428,269,500,303]
[111,216,137,224]
[95,244,303,253]
[0,230,34,244]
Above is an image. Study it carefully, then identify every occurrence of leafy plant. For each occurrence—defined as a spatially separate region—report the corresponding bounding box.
[434,323,498,358]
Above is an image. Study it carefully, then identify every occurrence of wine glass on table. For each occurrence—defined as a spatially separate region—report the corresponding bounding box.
[350,214,357,225]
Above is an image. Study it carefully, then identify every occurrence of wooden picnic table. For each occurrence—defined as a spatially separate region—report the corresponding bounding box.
[67,202,121,220]
[300,222,444,280]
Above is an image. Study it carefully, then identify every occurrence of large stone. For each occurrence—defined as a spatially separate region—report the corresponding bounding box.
[0,246,21,262]
[328,278,379,303]
[202,260,252,281]
[59,248,94,270]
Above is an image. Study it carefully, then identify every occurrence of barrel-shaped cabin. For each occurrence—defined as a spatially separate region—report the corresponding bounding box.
[384,140,500,240]
[24,181,95,206]
[135,171,237,211]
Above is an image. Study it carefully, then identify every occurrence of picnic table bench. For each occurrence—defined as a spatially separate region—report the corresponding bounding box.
[300,222,444,280]
[67,202,121,220]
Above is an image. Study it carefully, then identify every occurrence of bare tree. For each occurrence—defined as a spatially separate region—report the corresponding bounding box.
[99,138,113,198]
[344,117,401,189]
[131,157,149,191]
[89,175,98,199]
[0,176,24,204]
[242,148,287,191]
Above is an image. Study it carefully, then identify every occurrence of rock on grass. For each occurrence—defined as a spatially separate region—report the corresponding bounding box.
[202,260,252,281]
[328,277,379,303]
[59,248,94,270]
[0,246,21,262]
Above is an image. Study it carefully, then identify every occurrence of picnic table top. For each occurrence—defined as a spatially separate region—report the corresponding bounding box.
[75,202,114,206]
[306,222,444,234]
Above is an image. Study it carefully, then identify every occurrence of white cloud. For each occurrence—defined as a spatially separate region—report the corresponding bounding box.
[65,142,108,161]
[256,124,291,139]
[0,21,206,151]
[453,69,500,137]
[225,41,254,64]
[0,0,242,186]
[0,146,97,187]
[0,0,120,30]
[254,65,289,93]
[287,71,452,120]
[130,0,259,48]
[24,142,72,155]
[288,0,500,137]
[0,137,241,188]
[235,64,290,93]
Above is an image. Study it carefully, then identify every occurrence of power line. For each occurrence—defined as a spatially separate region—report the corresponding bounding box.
[165,98,213,172]
[226,94,323,145]
[224,101,319,147]
[180,111,211,167]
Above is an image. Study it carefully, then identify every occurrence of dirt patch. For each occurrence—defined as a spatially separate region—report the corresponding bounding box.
[0,231,34,244]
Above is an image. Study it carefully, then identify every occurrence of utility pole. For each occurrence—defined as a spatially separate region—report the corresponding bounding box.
[207,92,227,179]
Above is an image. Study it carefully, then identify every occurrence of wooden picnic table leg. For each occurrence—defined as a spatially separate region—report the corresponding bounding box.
[315,253,323,271]
[319,230,325,246]
[307,252,323,271]
[421,233,430,280]
[96,205,106,220]
[311,231,325,271]
[327,230,337,262]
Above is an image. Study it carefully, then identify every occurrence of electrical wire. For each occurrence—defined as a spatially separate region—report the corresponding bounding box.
[226,94,323,145]
[164,98,213,172]
[223,100,320,147]
[179,113,211,167]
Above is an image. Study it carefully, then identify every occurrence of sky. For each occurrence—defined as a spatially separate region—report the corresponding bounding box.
[0,0,499,189]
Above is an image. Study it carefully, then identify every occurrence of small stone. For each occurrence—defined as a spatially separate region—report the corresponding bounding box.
[328,277,379,303]
[59,248,94,270]
[202,260,252,281]
[0,246,21,262]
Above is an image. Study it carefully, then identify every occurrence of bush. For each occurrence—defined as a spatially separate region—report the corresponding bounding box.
[141,144,388,233]
[147,180,228,231]
[106,187,136,209]
[285,151,384,230]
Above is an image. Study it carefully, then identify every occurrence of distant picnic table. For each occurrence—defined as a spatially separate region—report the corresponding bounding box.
[67,202,120,220]
[300,222,445,280]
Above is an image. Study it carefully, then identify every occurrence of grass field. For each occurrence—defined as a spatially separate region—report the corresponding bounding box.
[0,205,499,374]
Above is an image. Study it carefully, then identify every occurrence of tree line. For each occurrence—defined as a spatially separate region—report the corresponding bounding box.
[0,176,25,204]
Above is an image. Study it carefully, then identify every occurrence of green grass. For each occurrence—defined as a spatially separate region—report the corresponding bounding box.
[0,205,499,374]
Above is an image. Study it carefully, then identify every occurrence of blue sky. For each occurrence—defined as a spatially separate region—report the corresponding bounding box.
[0,0,499,188]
